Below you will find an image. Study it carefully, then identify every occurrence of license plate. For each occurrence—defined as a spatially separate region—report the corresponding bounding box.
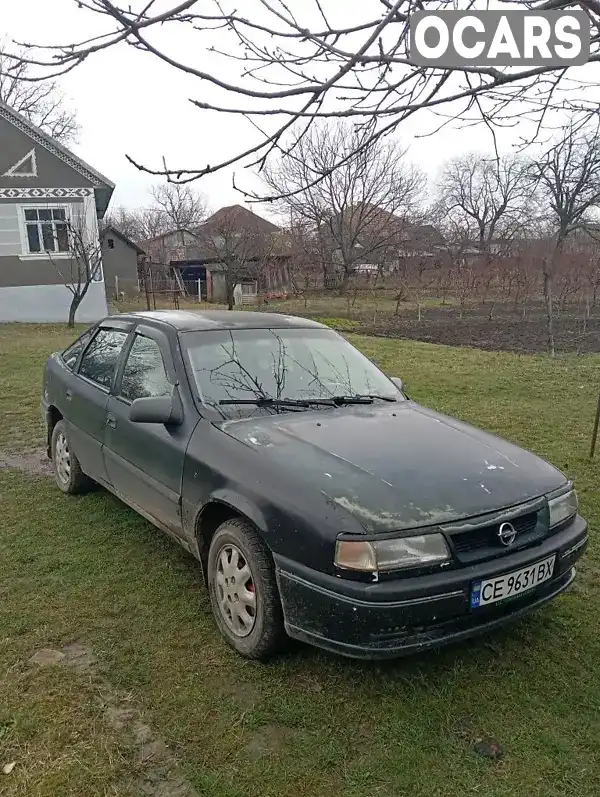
[470,555,556,608]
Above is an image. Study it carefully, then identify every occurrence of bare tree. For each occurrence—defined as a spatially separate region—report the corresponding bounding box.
[16,1,600,193]
[196,208,274,309]
[530,123,600,355]
[150,183,208,229]
[103,206,146,241]
[103,206,163,242]
[105,183,208,244]
[264,122,422,292]
[437,154,534,253]
[0,42,78,143]
[50,218,103,327]
[279,215,326,305]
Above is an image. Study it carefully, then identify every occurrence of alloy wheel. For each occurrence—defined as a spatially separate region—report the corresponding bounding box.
[214,544,257,637]
[55,432,71,485]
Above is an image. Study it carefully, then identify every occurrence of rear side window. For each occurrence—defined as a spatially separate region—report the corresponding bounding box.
[119,335,171,401]
[78,328,129,389]
[62,329,94,371]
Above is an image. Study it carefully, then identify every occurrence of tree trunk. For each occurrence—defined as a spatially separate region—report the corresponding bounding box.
[338,268,350,296]
[543,270,555,357]
[68,295,78,328]
[226,265,234,310]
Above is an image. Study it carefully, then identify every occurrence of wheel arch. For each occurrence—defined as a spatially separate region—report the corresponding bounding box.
[46,405,64,457]
[194,492,270,582]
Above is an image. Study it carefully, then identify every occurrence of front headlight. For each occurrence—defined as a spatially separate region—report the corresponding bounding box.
[335,533,451,573]
[548,487,578,528]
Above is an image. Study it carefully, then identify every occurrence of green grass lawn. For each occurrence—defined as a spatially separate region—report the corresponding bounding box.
[0,323,599,796]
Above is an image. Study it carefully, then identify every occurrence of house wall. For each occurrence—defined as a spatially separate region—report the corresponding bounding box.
[0,110,108,322]
[0,199,85,284]
[0,194,107,321]
[210,271,227,303]
[145,230,200,263]
[0,282,107,322]
[102,234,140,297]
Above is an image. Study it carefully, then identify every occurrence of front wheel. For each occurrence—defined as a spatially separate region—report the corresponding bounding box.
[51,420,93,495]
[207,518,285,660]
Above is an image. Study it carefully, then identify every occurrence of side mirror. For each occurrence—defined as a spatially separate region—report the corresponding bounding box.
[389,376,404,392]
[129,392,182,425]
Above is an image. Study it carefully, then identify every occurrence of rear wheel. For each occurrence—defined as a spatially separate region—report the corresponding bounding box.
[207,518,285,660]
[51,420,93,495]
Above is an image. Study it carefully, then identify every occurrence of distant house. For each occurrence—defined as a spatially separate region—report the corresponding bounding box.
[0,100,114,322]
[396,224,448,259]
[324,205,447,285]
[142,205,290,303]
[196,204,281,240]
[458,237,545,266]
[142,228,200,265]
[101,225,145,299]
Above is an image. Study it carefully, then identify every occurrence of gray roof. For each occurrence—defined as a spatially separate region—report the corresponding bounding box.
[0,100,115,216]
[120,309,326,332]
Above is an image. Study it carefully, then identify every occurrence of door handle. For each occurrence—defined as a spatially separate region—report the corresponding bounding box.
[106,413,117,429]
[65,389,72,402]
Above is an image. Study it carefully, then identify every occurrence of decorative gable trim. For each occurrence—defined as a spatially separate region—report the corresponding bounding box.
[2,148,38,178]
[0,103,112,188]
[0,187,93,199]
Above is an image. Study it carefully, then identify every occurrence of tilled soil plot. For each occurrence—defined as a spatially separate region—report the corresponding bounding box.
[318,304,600,355]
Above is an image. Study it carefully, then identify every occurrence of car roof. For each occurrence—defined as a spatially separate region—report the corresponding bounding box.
[113,309,328,332]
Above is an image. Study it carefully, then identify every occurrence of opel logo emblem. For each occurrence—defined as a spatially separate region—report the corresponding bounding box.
[498,521,517,547]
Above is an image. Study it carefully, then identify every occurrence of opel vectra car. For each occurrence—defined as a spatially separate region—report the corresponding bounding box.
[42,311,588,660]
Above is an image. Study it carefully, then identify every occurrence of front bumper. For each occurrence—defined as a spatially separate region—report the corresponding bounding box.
[274,515,588,660]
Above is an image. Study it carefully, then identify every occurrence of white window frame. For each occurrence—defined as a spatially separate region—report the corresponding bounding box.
[17,203,73,260]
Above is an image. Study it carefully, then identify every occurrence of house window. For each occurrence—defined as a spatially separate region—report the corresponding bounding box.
[23,208,69,254]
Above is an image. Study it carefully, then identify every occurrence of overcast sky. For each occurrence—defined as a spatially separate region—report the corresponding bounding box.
[5,1,600,220]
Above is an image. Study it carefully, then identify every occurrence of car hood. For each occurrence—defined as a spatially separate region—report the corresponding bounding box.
[219,403,567,534]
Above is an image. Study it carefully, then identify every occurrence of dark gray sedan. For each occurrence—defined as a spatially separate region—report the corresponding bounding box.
[42,311,588,659]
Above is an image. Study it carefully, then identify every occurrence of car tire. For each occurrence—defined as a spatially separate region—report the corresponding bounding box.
[207,518,286,660]
[51,420,93,495]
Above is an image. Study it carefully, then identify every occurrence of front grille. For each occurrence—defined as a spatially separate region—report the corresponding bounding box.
[449,511,544,564]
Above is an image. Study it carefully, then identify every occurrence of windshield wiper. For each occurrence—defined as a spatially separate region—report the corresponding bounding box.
[219,397,311,408]
[329,394,398,404]
[218,394,398,409]
[356,394,398,402]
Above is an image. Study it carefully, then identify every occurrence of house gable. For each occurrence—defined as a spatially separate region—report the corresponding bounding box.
[0,103,114,215]
[0,113,94,190]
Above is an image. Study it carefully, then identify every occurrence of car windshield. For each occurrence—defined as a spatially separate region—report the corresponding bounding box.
[182,327,402,412]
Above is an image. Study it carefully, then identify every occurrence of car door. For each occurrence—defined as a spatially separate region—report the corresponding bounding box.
[66,324,132,484]
[102,325,189,537]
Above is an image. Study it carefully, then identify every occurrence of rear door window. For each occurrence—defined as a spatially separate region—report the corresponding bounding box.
[119,335,172,402]
[78,328,129,389]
